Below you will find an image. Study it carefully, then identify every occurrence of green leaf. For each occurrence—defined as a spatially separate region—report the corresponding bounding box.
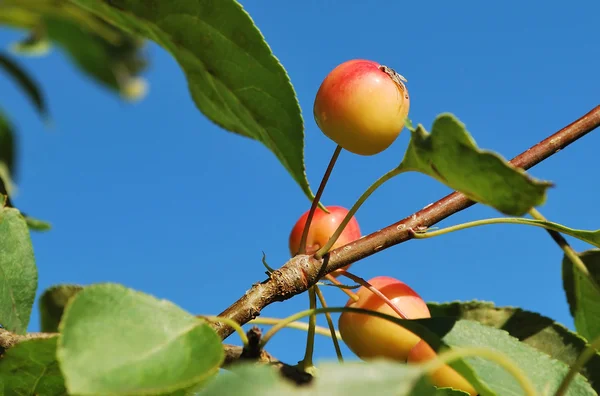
[24,215,52,232]
[428,300,600,393]
[395,317,596,395]
[0,53,48,119]
[10,30,52,57]
[400,114,552,216]
[43,15,148,100]
[0,336,67,395]
[39,284,83,333]
[70,0,318,206]
[0,202,37,334]
[198,361,468,396]
[0,109,15,179]
[563,249,600,342]
[57,283,224,395]
[0,1,147,98]
[0,109,16,198]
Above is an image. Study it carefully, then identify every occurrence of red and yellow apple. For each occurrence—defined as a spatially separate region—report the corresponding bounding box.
[338,276,430,361]
[313,59,410,156]
[288,205,360,274]
[407,340,478,395]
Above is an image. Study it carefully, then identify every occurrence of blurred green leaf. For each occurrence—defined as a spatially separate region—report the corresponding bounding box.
[44,15,147,100]
[0,53,47,118]
[0,336,66,395]
[57,283,224,395]
[428,300,600,393]
[198,361,469,396]
[10,28,52,57]
[400,114,552,216]
[0,1,147,98]
[0,109,16,198]
[24,215,52,231]
[0,200,37,334]
[39,284,83,332]
[0,109,15,178]
[563,249,600,342]
[70,0,319,205]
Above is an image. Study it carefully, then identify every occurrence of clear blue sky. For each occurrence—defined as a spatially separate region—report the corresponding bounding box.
[1,1,599,366]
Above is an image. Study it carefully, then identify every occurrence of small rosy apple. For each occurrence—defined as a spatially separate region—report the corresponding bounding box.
[313,59,410,156]
[338,276,431,361]
[407,340,477,396]
[288,205,360,275]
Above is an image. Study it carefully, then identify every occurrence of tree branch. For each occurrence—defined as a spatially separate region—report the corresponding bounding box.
[213,106,600,340]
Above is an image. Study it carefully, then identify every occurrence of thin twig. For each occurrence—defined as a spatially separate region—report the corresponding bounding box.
[297,145,342,255]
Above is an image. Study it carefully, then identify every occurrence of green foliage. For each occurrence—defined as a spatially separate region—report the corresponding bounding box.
[563,250,600,342]
[39,285,83,333]
[24,215,52,231]
[400,317,595,395]
[0,0,147,98]
[0,200,37,334]
[69,0,318,205]
[0,2,597,395]
[43,15,147,99]
[57,283,224,395]
[0,53,47,119]
[0,337,66,395]
[9,29,52,57]
[401,115,552,216]
[428,301,600,393]
[198,361,469,396]
[0,109,15,195]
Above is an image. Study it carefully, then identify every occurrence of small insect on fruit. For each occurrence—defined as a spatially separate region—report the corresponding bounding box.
[313,59,410,156]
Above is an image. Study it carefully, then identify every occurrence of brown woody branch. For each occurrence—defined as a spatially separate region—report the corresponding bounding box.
[213,106,600,340]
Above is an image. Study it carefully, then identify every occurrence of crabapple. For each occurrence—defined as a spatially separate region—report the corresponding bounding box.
[338,276,430,361]
[288,205,360,275]
[313,59,410,156]
[407,340,477,395]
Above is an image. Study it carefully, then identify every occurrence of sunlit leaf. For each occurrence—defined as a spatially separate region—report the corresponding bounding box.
[57,283,224,395]
[70,0,318,205]
[428,300,600,393]
[0,199,37,334]
[399,115,552,216]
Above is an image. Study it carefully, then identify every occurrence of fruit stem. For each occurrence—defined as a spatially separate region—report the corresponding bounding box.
[260,306,420,349]
[297,145,342,255]
[315,167,403,259]
[199,315,249,347]
[248,317,340,338]
[325,274,359,301]
[528,207,600,295]
[339,270,408,319]
[554,334,600,396]
[298,287,318,371]
[422,346,537,396]
[314,285,344,362]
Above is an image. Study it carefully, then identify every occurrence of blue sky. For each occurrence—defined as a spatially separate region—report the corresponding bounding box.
[1,1,599,366]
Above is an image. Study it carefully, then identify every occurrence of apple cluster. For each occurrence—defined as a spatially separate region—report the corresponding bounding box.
[288,204,476,395]
[285,59,477,394]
